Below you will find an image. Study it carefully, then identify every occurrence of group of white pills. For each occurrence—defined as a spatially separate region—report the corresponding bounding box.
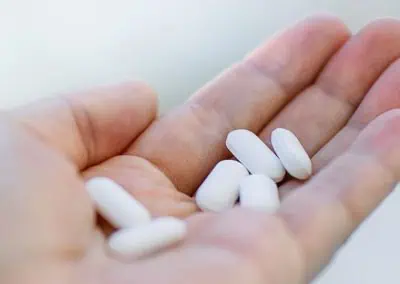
[86,128,311,259]
[196,128,312,212]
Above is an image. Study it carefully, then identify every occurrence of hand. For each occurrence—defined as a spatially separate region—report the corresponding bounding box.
[3,15,400,284]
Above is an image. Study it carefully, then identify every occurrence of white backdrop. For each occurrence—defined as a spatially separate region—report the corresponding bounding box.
[1,1,400,283]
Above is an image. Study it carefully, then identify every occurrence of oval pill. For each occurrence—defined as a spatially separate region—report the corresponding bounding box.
[195,160,249,212]
[239,174,280,212]
[86,177,151,228]
[108,217,187,258]
[226,129,285,182]
[271,128,312,180]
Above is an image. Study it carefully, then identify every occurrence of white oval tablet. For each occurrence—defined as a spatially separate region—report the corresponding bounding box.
[195,160,249,212]
[86,177,151,228]
[226,129,285,182]
[108,217,187,258]
[239,174,280,212]
[271,128,312,180]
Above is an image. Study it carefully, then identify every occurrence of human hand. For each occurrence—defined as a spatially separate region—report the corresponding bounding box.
[3,15,400,284]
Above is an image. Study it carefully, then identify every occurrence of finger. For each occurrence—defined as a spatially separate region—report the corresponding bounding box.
[11,82,157,170]
[315,58,400,170]
[128,15,350,195]
[259,19,400,155]
[277,110,400,281]
[280,55,400,196]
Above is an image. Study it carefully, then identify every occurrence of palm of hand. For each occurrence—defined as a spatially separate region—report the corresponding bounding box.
[3,16,400,284]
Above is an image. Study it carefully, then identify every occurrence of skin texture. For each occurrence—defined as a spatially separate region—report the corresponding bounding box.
[2,15,400,284]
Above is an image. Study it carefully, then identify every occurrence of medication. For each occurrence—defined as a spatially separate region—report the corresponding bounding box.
[86,177,151,228]
[108,217,187,258]
[226,129,285,182]
[239,174,280,212]
[195,160,249,212]
[271,128,312,180]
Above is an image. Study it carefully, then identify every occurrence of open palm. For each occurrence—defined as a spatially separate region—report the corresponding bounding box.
[3,15,400,284]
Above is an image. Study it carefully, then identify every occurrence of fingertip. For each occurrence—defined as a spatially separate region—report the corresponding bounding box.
[112,80,159,121]
[300,13,351,39]
[247,14,351,94]
[360,17,400,33]
[354,18,400,49]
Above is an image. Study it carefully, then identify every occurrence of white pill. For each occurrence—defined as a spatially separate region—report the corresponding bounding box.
[108,217,187,258]
[271,128,312,180]
[86,177,151,228]
[226,129,285,182]
[195,160,249,212]
[239,174,280,212]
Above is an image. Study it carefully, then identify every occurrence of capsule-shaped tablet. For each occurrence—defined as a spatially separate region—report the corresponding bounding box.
[86,177,151,228]
[226,129,285,182]
[195,160,249,212]
[239,174,280,212]
[108,217,187,258]
[271,128,312,180]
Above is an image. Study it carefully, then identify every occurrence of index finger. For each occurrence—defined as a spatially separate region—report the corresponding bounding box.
[129,15,350,195]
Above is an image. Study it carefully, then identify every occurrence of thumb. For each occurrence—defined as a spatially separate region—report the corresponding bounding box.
[10,81,158,170]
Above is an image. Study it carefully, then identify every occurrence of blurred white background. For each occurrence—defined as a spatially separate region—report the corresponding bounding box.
[1,1,400,283]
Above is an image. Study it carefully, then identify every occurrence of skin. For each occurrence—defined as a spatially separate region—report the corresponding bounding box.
[2,15,400,284]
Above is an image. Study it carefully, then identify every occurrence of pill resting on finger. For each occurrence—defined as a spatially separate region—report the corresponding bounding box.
[271,128,312,180]
[86,177,151,228]
[226,129,286,182]
[239,174,280,212]
[108,217,187,259]
[195,160,249,212]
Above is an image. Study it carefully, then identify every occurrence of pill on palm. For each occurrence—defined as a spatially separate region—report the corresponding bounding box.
[226,129,285,182]
[239,174,280,212]
[108,217,187,258]
[86,177,151,228]
[195,160,249,212]
[271,128,312,180]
